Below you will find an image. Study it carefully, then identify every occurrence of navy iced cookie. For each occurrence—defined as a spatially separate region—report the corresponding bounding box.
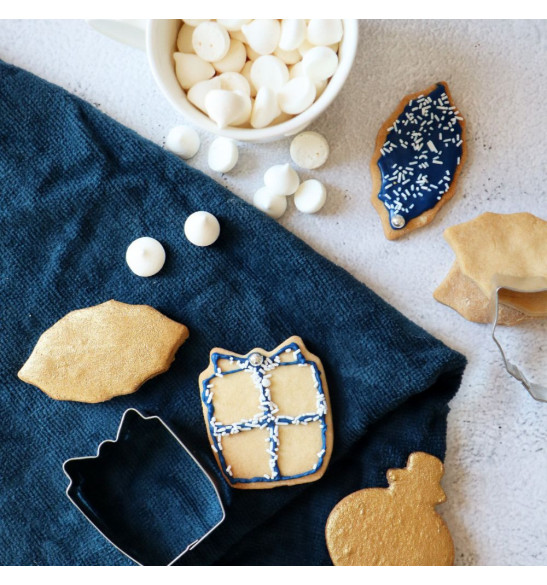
[371,82,466,240]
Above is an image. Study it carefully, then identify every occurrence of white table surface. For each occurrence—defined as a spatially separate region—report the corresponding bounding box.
[1,19,545,566]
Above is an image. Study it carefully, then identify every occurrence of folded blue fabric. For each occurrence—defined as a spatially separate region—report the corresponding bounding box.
[0,61,466,566]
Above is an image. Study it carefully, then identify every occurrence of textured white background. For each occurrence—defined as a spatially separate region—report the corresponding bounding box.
[0,19,546,566]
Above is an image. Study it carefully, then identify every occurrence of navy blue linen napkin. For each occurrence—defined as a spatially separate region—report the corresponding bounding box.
[0,61,466,566]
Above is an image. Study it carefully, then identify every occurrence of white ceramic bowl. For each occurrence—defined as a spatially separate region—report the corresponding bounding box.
[147,19,359,143]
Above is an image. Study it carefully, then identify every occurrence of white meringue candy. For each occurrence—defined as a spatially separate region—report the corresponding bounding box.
[187,77,222,113]
[274,46,301,65]
[229,29,247,43]
[177,23,195,53]
[251,87,281,129]
[250,55,289,92]
[184,211,221,246]
[294,179,327,213]
[208,137,239,173]
[213,39,246,73]
[289,61,329,94]
[183,19,209,27]
[279,19,307,51]
[165,125,201,159]
[217,19,252,31]
[230,91,252,126]
[297,38,315,57]
[205,89,251,128]
[240,61,257,97]
[289,60,305,78]
[241,19,281,56]
[290,131,329,169]
[192,21,230,62]
[264,163,300,196]
[253,186,288,219]
[307,19,343,46]
[174,52,215,90]
[126,237,166,277]
[302,46,338,82]
[315,78,328,97]
[278,77,316,115]
[218,72,251,95]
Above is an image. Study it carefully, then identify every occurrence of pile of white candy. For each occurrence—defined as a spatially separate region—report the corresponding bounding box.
[174,19,343,129]
[165,126,330,218]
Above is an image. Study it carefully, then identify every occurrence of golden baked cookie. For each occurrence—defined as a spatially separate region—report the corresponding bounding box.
[18,300,189,403]
[199,335,333,489]
[371,81,466,240]
[325,452,454,566]
[443,212,547,316]
[434,262,530,326]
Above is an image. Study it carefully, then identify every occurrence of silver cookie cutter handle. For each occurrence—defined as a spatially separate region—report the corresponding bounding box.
[490,275,547,403]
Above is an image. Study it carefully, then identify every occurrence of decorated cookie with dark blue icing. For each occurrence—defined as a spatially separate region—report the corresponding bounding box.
[199,335,333,489]
[371,82,466,240]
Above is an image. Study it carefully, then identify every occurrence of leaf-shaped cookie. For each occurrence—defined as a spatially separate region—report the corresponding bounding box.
[18,300,189,403]
[371,82,466,240]
[325,452,454,566]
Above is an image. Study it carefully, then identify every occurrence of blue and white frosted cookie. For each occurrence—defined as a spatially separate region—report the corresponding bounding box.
[371,82,466,240]
[199,335,333,489]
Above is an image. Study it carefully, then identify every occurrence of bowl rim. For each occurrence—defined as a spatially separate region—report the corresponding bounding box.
[147,19,359,142]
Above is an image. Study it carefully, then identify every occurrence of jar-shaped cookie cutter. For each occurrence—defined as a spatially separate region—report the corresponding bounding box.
[490,275,547,402]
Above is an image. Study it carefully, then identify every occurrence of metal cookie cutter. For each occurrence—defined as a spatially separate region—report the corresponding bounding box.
[63,409,225,566]
[490,275,547,403]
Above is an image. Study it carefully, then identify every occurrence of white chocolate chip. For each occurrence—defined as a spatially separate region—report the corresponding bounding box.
[218,72,251,96]
[187,77,222,113]
[174,52,215,90]
[253,186,288,219]
[176,24,195,53]
[205,89,251,128]
[264,163,300,196]
[279,19,307,51]
[165,125,201,159]
[278,77,316,115]
[217,19,252,31]
[213,39,246,73]
[184,211,221,246]
[250,55,289,92]
[126,237,166,277]
[302,46,338,82]
[241,19,281,55]
[290,131,329,169]
[294,179,327,213]
[192,21,230,62]
[307,19,343,46]
[251,87,281,129]
[208,137,239,173]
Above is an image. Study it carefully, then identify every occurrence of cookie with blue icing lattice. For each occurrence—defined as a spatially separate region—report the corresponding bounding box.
[199,335,333,489]
[371,82,466,240]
